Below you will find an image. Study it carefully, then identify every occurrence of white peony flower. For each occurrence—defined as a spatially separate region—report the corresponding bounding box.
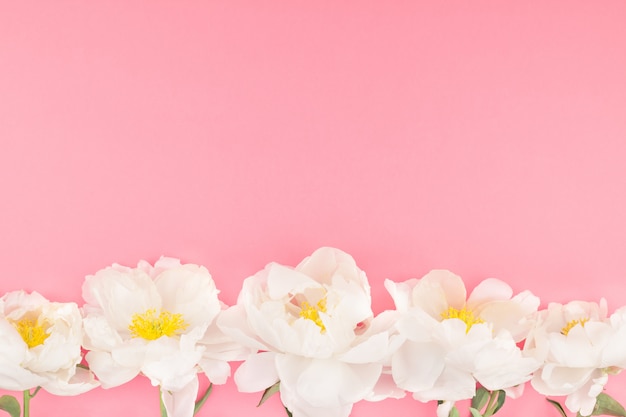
[385,270,540,416]
[0,290,98,395]
[82,257,246,417]
[525,299,626,416]
[218,247,392,417]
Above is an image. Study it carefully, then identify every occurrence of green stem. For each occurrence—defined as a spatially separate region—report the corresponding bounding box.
[159,387,168,417]
[23,390,30,417]
[193,384,213,415]
[482,391,498,417]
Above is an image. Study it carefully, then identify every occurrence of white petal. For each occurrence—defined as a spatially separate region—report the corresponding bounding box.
[339,332,388,364]
[287,317,334,358]
[548,330,602,368]
[1,291,48,319]
[564,373,607,416]
[234,351,279,392]
[111,340,149,368]
[0,319,28,363]
[85,350,140,388]
[82,314,124,351]
[141,338,202,392]
[391,341,444,392]
[276,355,381,408]
[20,302,83,374]
[478,300,535,342]
[412,270,466,318]
[42,366,100,396]
[280,381,353,417]
[531,364,595,396]
[162,376,198,417]
[412,366,476,402]
[384,279,415,312]
[395,310,439,343]
[267,263,322,299]
[198,358,230,385]
[602,317,626,367]
[473,338,539,390]
[154,264,221,330]
[365,372,406,401]
[511,290,541,315]
[217,305,269,351]
[437,401,455,417]
[151,257,183,276]
[200,318,254,363]
[82,267,161,332]
[295,247,365,288]
[0,359,48,391]
[245,303,292,352]
[434,318,481,352]
[326,282,373,330]
[467,278,513,308]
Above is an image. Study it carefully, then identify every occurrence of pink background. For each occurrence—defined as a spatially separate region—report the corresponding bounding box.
[1,1,626,416]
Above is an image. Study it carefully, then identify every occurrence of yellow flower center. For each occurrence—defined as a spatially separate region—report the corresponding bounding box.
[128,309,188,340]
[561,318,589,336]
[13,318,50,348]
[299,298,327,332]
[441,306,484,332]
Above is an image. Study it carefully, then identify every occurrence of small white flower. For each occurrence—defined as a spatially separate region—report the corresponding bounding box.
[526,299,626,416]
[82,257,245,417]
[0,290,98,395]
[385,270,540,415]
[218,247,391,417]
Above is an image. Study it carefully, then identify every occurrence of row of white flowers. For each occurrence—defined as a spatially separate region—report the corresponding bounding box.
[1,247,625,417]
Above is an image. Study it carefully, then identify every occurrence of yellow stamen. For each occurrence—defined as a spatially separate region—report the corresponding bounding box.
[299,298,327,332]
[129,309,188,340]
[561,318,589,336]
[441,306,484,333]
[14,318,50,348]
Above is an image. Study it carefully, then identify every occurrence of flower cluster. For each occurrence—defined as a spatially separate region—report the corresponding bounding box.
[2,247,626,417]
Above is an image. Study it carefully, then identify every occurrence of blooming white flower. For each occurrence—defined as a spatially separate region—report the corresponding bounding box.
[525,299,626,416]
[0,290,98,395]
[385,270,540,417]
[82,257,245,417]
[218,247,392,417]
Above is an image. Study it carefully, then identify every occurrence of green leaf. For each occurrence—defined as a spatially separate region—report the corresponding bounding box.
[472,387,490,411]
[0,395,20,417]
[469,407,483,417]
[449,406,460,417]
[546,398,568,417]
[193,384,213,415]
[257,382,281,407]
[591,393,626,417]
[491,390,506,415]
[285,406,293,417]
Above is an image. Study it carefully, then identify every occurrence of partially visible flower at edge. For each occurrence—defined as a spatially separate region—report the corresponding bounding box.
[0,290,98,395]
[81,256,250,417]
[525,299,626,416]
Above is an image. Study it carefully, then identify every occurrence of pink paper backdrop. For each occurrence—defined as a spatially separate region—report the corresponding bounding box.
[1,1,626,416]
